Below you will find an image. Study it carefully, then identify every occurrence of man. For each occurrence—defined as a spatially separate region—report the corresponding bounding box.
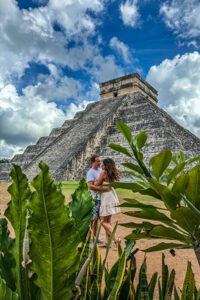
[86,154,110,244]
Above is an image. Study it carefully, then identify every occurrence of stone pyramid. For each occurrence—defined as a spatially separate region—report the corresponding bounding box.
[1,73,200,181]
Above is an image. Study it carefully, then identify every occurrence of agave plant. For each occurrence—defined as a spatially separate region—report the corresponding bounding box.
[109,121,200,266]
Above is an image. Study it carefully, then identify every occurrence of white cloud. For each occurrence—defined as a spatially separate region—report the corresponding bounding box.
[109,37,132,63]
[89,55,123,82]
[160,0,200,44]
[0,76,91,159]
[0,0,108,158]
[146,51,200,137]
[120,0,140,27]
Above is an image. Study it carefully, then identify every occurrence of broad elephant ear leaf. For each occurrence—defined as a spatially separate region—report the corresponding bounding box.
[28,161,80,300]
[69,178,94,242]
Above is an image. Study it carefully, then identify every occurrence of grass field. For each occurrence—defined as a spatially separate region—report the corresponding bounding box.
[60,181,157,205]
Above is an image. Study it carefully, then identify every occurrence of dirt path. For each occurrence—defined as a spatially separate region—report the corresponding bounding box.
[1,182,200,298]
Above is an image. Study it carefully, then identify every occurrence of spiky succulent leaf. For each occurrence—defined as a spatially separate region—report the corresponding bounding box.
[5,164,32,299]
[69,178,94,242]
[181,261,195,300]
[107,252,126,300]
[28,161,80,300]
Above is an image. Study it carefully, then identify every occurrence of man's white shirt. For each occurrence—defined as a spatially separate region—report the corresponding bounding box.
[86,167,102,198]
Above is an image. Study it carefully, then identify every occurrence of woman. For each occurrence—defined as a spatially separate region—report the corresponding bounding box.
[95,158,121,246]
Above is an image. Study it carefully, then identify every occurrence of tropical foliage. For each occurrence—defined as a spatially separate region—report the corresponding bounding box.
[109,121,200,266]
[0,154,199,299]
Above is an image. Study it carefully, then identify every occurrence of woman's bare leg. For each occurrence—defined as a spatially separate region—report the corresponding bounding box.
[101,215,120,244]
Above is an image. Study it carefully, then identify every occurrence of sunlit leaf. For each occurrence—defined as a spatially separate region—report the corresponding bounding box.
[149,150,172,180]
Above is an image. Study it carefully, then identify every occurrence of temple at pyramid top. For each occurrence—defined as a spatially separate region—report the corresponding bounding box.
[100,72,158,105]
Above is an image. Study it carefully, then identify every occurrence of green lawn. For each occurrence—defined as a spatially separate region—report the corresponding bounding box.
[60,181,158,204]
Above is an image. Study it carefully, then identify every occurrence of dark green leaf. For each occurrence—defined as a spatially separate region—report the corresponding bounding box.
[149,178,179,210]
[148,272,158,300]
[150,225,189,243]
[172,173,189,198]
[69,178,94,242]
[107,252,126,300]
[167,162,186,185]
[171,207,200,234]
[109,143,132,158]
[185,165,200,209]
[121,162,144,174]
[125,207,175,227]
[143,242,190,252]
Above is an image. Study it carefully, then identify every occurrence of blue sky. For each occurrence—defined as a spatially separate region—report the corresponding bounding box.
[0,0,200,159]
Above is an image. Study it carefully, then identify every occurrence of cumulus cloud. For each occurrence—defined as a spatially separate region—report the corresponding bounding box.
[0,76,91,159]
[160,0,200,45]
[89,55,123,82]
[146,51,200,137]
[109,37,132,63]
[120,0,140,27]
[0,0,108,158]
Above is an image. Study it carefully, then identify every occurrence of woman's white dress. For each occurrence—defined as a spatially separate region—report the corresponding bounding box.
[100,186,120,217]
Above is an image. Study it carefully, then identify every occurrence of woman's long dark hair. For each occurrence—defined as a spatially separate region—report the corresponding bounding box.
[102,158,120,182]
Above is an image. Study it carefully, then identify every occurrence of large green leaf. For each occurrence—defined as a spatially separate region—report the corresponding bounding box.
[171,207,200,234]
[185,165,200,209]
[149,178,179,210]
[69,178,94,242]
[121,162,144,174]
[167,162,186,185]
[143,242,190,253]
[0,277,19,300]
[109,143,132,158]
[150,225,189,243]
[172,173,189,198]
[149,150,172,180]
[0,218,15,291]
[182,195,200,220]
[116,121,132,143]
[28,161,80,300]
[125,207,175,227]
[5,164,32,299]
[135,131,148,150]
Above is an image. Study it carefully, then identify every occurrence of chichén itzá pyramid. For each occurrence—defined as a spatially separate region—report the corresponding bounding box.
[1,73,200,181]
